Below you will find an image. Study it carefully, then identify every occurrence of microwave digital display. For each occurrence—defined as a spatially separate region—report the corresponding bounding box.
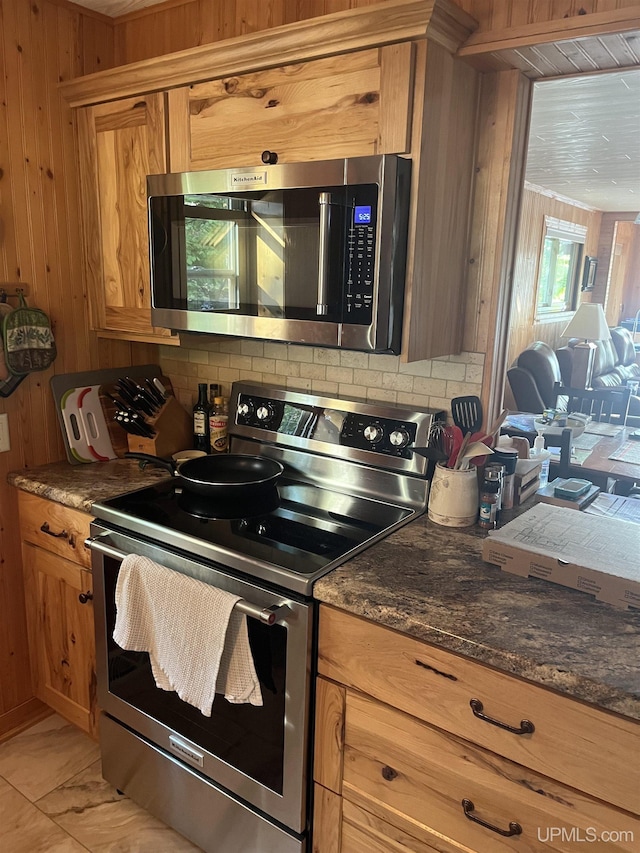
[354,205,372,225]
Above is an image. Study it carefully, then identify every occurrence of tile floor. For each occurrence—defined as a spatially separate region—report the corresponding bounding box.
[0,714,202,852]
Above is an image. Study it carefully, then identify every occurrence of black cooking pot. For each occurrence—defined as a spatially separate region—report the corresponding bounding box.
[125,452,284,498]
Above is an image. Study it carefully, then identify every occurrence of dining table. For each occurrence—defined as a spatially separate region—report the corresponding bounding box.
[568,424,640,488]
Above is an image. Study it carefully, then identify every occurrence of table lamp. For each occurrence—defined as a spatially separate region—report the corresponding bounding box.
[560,302,611,389]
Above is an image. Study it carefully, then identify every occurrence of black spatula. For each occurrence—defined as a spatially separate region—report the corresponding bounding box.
[451,396,483,435]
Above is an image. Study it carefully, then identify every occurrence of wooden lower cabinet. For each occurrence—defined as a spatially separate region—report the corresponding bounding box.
[314,605,639,853]
[19,493,97,738]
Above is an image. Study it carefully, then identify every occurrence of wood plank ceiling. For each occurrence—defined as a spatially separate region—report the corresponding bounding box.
[526,69,640,213]
[69,0,165,14]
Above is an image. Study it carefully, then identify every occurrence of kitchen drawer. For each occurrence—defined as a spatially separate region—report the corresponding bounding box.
[343,690,640,853]
[341,798,461,853]
[319,605,639,814]
[19,491,92,568]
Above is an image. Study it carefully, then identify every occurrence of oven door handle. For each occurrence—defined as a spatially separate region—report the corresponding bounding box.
[85,534,291,626]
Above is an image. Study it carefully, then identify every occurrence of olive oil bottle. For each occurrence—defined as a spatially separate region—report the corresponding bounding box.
[192,383,210,452]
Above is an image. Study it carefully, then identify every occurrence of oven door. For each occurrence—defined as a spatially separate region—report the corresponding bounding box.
[88,522,313,837]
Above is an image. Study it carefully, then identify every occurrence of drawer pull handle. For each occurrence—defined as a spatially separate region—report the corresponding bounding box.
[78,591,93,604]
[470,699,534,734]
[40,521,75,546]
[462,799,522,837]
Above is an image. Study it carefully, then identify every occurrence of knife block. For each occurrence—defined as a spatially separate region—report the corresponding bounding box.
[126,395,192,458]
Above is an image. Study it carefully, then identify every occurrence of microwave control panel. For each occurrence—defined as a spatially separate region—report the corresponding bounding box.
[345,186,378,323]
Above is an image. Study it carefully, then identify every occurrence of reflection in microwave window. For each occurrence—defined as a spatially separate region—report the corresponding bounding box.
[184,195,243,311]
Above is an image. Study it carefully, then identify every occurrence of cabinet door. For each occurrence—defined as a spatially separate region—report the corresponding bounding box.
[22,543,97,738]
[77,93,177,345]
[168,45,414,171]
[19,491,93,569]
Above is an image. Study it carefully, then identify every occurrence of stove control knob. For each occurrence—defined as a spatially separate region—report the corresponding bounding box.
[363,423,384,444]
[389,428,410,448]
[237,400,254,418]
[256,403,274,422]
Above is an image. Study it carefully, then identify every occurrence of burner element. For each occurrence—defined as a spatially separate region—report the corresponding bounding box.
[176,486,280,520]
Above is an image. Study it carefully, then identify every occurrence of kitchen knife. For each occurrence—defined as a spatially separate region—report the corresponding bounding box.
[152,377,168,400]
[143,376,165,407]
[117,379,156,417]
[115,380,139,408]
[128,378,161,414]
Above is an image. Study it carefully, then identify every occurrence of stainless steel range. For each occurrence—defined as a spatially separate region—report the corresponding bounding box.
[87,381,444,853]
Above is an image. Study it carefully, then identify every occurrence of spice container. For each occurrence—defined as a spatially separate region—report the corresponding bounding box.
[478,466,501,529]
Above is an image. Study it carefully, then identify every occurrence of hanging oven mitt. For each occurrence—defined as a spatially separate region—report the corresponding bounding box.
[0,294,12,382]
[3,292,57,375]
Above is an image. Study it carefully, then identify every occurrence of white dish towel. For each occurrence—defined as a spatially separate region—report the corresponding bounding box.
[113,554,263,716]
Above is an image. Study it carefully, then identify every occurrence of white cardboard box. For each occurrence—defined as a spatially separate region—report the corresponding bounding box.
[482,503,640,610]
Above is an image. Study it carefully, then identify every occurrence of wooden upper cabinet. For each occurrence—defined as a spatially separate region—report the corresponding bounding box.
[65,0,480,360]
[167,45,414,172]
[77,93,178,345]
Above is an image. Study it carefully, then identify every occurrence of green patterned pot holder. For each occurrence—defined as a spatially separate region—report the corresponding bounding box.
[3,292,57,375]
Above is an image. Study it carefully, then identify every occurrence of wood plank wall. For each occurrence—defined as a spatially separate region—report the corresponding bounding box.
[595,213,640,319]
[110,0,640,64]
[458,0,640,32]
[113,0,388,64]
[506,184,602,367]
[0,0,154,739]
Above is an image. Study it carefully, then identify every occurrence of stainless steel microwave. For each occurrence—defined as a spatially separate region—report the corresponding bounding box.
[147,154,411,353]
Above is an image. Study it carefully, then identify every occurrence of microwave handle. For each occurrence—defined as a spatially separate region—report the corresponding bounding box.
[317,191,331,316]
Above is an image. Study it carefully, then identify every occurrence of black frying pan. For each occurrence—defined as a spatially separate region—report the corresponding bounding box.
[125,452,284,498]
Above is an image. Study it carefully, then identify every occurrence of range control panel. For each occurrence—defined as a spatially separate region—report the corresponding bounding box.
[339,413,417,457]
[234,392,442,460]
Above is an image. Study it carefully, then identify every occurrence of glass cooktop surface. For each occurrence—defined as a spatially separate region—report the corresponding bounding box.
[93,478,413,581]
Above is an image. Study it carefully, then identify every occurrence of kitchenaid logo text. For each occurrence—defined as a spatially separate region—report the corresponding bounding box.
[537,827,634,844]
[230,172,267,187]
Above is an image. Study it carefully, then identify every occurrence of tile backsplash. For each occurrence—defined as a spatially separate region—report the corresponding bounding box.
[159,337,484,416]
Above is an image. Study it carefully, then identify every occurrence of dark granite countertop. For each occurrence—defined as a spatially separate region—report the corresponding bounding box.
[8,459,170,513]
[9,461,640,722]
[314,513,640,722]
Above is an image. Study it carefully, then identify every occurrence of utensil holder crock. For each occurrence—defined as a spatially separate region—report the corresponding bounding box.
[427,463,479,527]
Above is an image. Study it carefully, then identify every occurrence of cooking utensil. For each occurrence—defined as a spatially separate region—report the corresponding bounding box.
[125,452,284,498]
[411,420,449,461]
[453,431,472,469]
[451,396,483,435]
[447,425,464,468]
[456,441,494,469]
[486,408,509,445]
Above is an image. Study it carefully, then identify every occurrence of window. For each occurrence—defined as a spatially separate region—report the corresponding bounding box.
[535,217,586,318]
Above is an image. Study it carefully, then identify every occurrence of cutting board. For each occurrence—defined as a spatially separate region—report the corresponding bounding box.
[51,364,163,464]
